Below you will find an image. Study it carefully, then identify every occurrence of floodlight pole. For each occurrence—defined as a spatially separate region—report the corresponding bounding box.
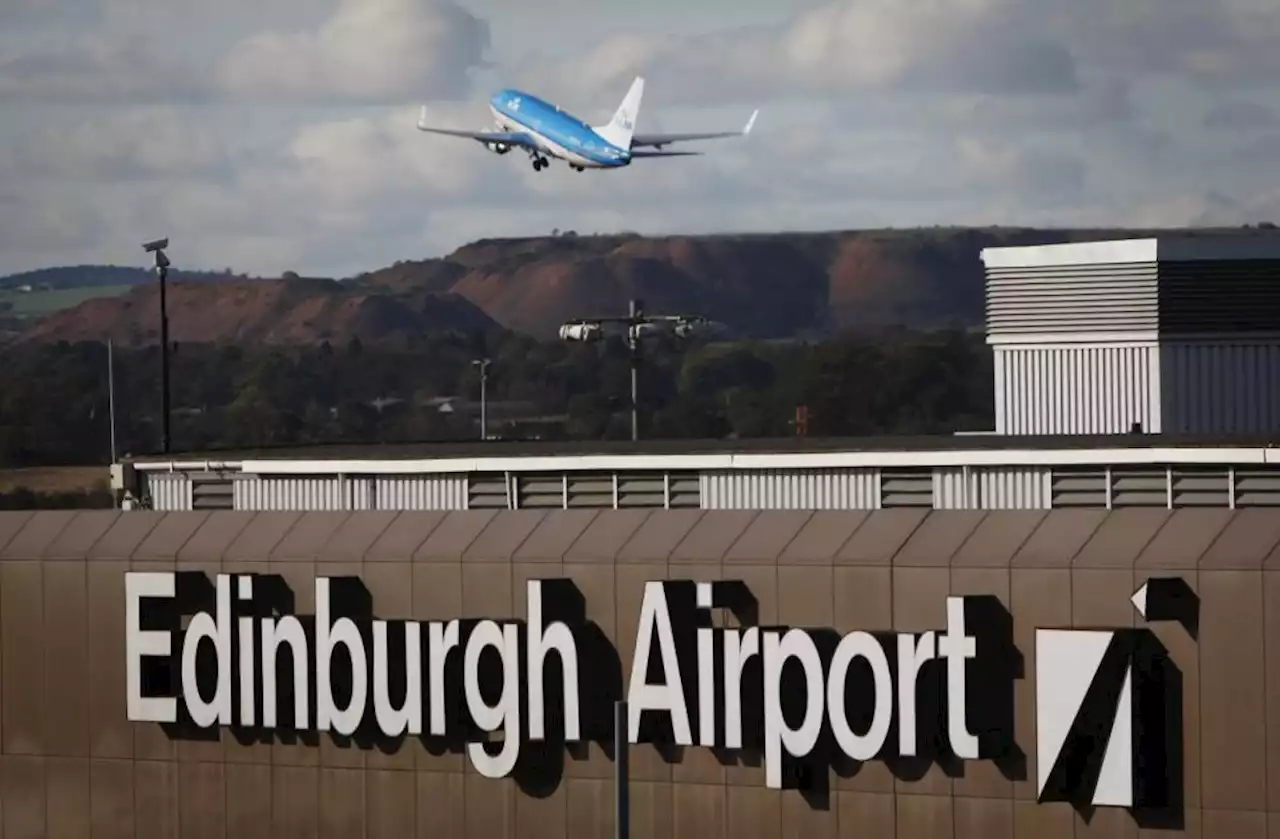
[158,260,171,454]
[107,338,117,464]
[558,298,709,443]
[143,237,172,454]
[473,358,491,440]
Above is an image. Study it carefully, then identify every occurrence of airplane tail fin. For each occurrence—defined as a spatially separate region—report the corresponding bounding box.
[593,76,644,149]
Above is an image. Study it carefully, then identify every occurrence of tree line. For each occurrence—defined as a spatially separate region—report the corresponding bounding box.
[0,328,995,469]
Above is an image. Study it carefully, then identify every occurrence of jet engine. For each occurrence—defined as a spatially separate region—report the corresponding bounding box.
[482,126,511,155]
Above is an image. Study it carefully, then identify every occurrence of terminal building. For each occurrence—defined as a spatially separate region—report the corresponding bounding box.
[5,234,1280,839]
[113,235,1280,515]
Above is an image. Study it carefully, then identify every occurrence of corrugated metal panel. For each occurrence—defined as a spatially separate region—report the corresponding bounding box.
[1160,341,1280,435]
[699,469,879,510]
[978,467,1052,509]
[234,476,348,511]
[994,343,1160,435]
[373,476,468,510]
[145,473,192,511]
[933,467,979,509]
[986,262,1158,336]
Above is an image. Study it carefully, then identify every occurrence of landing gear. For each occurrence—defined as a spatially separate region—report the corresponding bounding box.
[571,165,585,172]
[532,156,549,171]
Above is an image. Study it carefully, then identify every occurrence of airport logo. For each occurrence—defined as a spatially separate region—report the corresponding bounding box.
[123,572,1191,810]
[1034,578,1195,813]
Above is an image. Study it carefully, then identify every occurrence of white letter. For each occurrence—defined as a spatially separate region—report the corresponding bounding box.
[125,571,177,723]
[237,576,256,727]
[827,631,892,761]
[627,582,692,745]
[696,583,716,747]
[464,620,522,778]
[179,574,233,728]
[428,620,460,736]
[762,629,824,790]
[315,578,368,736]
[261,615,309,729]
[897,631,936,757]
[939,597,980,759]
[723,627,759,750]
[526,580,581,741]
[373,621,423,737]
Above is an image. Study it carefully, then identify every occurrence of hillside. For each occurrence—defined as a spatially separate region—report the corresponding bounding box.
[9,277,497,347]
[354,225,1280,337]
[12,226,1280,346]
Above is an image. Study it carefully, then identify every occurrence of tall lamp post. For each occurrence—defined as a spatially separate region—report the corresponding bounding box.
[142,237,172,454]
[472,357,491,440]
[558,298,720,441]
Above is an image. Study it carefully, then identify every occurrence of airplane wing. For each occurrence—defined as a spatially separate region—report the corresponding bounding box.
[628,150,703,158]
[416,107,538,150]
[629,109,758,149]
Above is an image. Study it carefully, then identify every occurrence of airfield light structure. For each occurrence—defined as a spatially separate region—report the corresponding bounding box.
[142,238,172,454]
[557,298,721,441]
[472,357,491,440]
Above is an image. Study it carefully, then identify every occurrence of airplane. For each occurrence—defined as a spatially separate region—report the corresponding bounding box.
[415,76,758,172]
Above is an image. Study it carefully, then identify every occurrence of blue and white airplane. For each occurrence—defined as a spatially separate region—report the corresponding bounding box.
[416,76,758,172]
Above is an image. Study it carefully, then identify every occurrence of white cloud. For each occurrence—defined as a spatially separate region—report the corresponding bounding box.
[0,0,487,105]
[6,108,231,180]
[518,0,1082,106]
[519,0,1280,107]
[216,0,490,103]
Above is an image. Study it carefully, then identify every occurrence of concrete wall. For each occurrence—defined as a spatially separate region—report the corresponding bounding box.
[0,507,1276,839]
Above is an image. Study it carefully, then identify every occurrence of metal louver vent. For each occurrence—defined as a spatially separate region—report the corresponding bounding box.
[1109,467,1168,507]
[466,470,703,510]
[616,473,665,508]
[1050,467,1107,507]
[666,472,701,508]
[1169,467,1230,507]
[1233,467,1280,507]
[468,474,510,508]
[190,472,234,510]
[566,472,615,507]
[516,473,567,508]
[880,469,933,507]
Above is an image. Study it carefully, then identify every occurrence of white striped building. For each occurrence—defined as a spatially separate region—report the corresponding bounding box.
[983,235,1280,436]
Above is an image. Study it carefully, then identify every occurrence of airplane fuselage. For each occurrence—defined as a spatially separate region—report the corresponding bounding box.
[488,89,631,170]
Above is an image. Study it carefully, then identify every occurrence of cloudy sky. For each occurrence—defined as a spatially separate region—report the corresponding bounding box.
[2,0,1280,277]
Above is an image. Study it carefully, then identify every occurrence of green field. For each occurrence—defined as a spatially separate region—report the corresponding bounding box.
[0,284,135,317]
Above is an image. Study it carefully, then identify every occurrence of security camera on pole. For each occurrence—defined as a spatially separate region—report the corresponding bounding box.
[142,238,172,454]
[558,299,723,441]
